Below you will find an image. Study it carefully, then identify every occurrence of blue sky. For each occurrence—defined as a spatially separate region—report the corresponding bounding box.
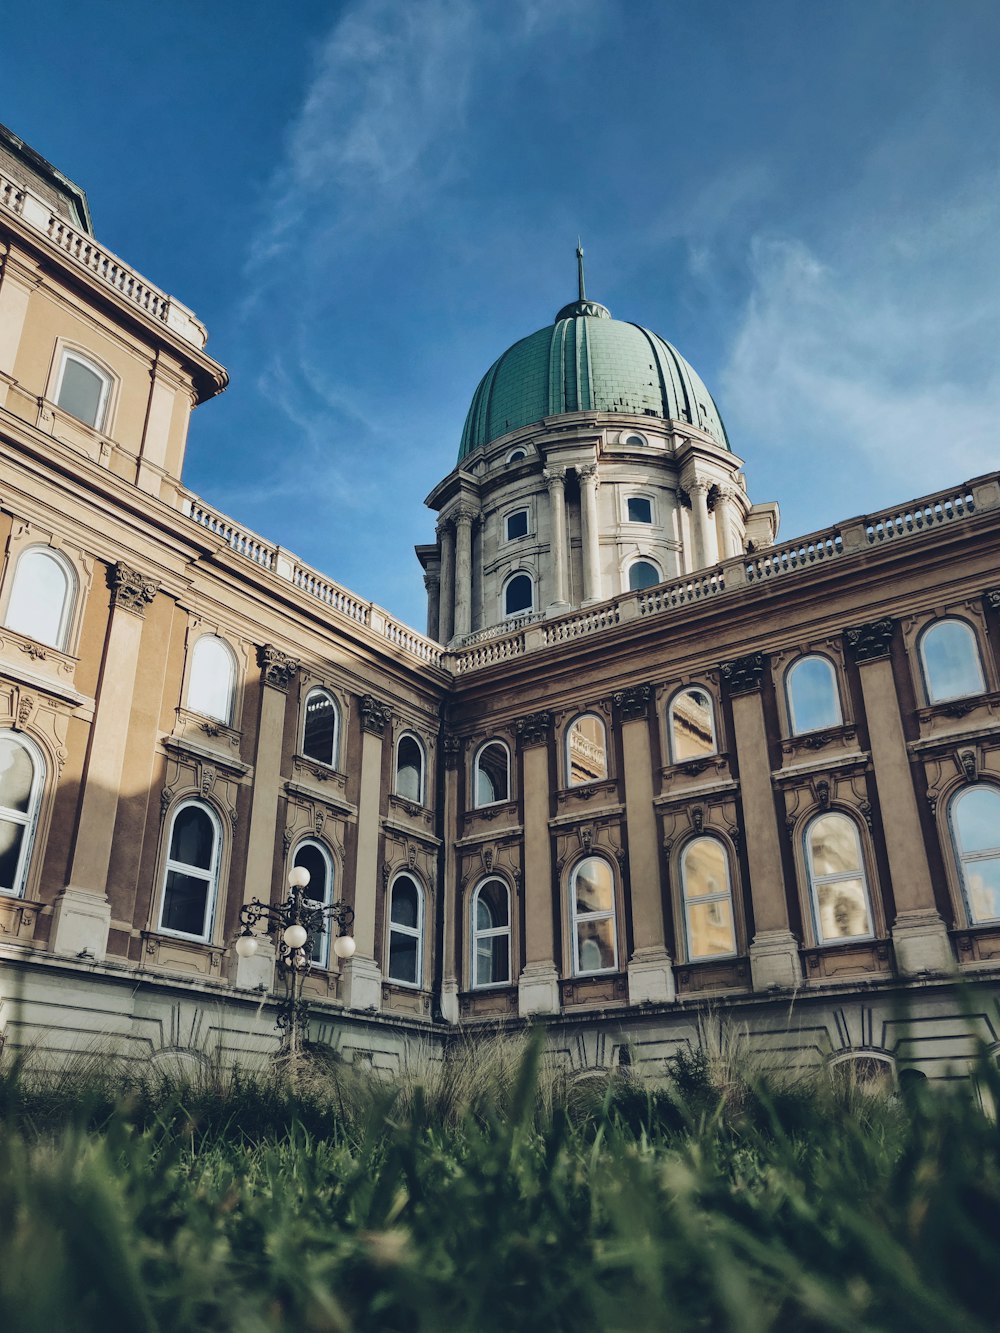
[4,1,1000,629]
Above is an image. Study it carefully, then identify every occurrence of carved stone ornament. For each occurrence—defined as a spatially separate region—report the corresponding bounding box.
[482,846,495,872]
[14,695,34,731]
[579,825,594,853]
[109,560,157,617]
[516,711,553,747]
[959,749,978,783]
[691,806,705,834]
[986,589,1000,611]
[257,644,299,692]
[381,862,391,889]
[359,694,391,736]
[721,652,766,696]
[846,618,895,664]
[816,779,831,810]
[443,733,462,769]
[613,684,651,721]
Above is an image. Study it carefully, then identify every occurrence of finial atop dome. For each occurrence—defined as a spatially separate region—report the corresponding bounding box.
[555,241,611,321]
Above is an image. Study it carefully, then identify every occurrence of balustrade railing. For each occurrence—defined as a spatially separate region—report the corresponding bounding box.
[637,569,725,612]
[292,566,370,625]
[746,530,843,581]
[187,501,275,569]
[866,487,975,543]
[452,632,525,672]
[544,602,621,644]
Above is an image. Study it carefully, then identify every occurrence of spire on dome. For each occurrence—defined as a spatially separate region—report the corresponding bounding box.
[555,242,611,322]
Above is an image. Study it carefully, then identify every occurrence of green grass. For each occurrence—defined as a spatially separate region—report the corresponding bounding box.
[1,1033,999,1332]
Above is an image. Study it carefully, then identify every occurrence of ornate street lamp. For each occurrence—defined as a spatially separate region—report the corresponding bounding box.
[235,866,356,1061]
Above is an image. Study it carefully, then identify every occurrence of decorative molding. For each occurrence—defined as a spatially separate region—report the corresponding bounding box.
[442,733,461,769]
[108,560,157,617]
[543,466,566,486]
[516,711,553,747]
[846,618,895,664]
[721,652,766,696]
[613,684,651,721]
[959,748,978,783]
[986,589,1000,611]
[816,779,831,810]
[452,504,479,526]
[359,694,391,736]
[256,644,299,692]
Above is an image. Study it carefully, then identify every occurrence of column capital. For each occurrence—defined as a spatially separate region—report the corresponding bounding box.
[613,683,651,721]
[516,710,553,747]
[846,617,896,664]
[423,571,440,592]
[577,462,598,484]
[543,465,567,486]
[108,560,157,617]
[452,504,479,527]
[721,651,767,695]
[359,693,391,736]
[256,644,299,692]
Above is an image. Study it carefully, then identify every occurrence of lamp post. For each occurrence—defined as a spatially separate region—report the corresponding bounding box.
[234,866,356,1063]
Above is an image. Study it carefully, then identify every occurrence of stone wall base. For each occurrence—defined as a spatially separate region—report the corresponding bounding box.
[518,961,560,1016]
[50,888,111,961]
[892,909,954,976]
[749,929,803,990]
[627,947,676,1004]
[339,955,383,1012]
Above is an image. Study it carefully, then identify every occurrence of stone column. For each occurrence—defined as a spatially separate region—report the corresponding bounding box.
[846,619,953,974]
[424,568,441,643]
[440,733,462,1023]
[52,562,158,959]
[453,506,476,641]
[722,652,802,989]
[578,463,602,604]
[242,646,298,908]
[340,693,389,1010]
[544,466,570,613]
[437,520,455,645]
[688,479,713,570]
[0,248,40,408]
[717,485,742,560]
[516,711,560,1014]
[615,685,675,1003]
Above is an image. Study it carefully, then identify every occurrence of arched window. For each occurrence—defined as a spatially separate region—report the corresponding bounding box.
[387,873,423,986]
[158,800,222,940]
[680,837,737,959]
[920,619,986,703]
[5,547,75,650]
[54,349,112,430]
[503,573,533,617]
[668,688,717,763]
[566,713,608,786]
[472,878,511,987]
[395,733,425,803]
[571,856,617,974]
[292,838,335,966]
[186,635,237,725]
[302,688,339,768]
[0,733,44,898]
[804,812,874,944]
[506,447,527,464]
[474,740,509,807]
[786,656,842,735]
[949,785,1000,923]
[628,559,660,591]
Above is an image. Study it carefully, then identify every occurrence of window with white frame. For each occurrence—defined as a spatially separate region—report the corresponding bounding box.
[158,800,222,940]
[505,509,529,541]
[627,559,660,592]
[474,740,510,806]
[186,635,237,725]
[292,838,335,965]
[626,496,653,523]
[395,733,425,803]
[920,619,986,703]
[680,836,737,959]
[566,713,608,786]
[668,688,717,763]
[506,447,527,464]
[503,572,533,617]
[949,785,1000,923]
[387,873,423,985]
[804,812,874,944]
[54,349,112,430]
[786,655,842,735]
[302,687,339,768]
[472,878,511,987]
[571,856,617,974]
[4,546,76,650]
[0,732,44,898]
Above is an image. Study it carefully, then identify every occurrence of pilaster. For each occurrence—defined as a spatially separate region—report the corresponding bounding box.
[437,519,455,645]
[543,466,570,613]
[344,693,390,1011]
[577,463,602,604]
[241,645,298,908]
[516,710,559,1015]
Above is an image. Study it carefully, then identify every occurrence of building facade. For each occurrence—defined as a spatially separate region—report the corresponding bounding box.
[0,128,998,1080]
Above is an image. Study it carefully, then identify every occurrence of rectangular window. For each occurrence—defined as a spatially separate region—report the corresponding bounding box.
[505,509,529,540]
[627,496,653,524]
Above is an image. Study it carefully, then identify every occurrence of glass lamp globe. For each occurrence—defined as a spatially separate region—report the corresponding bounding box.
[235,933,259,958]
[333,934,356,960]
[283,923,308,949]
[288,866,311,890]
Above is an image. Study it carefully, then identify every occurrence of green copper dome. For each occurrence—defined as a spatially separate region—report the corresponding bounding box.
[459,290,730,461]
